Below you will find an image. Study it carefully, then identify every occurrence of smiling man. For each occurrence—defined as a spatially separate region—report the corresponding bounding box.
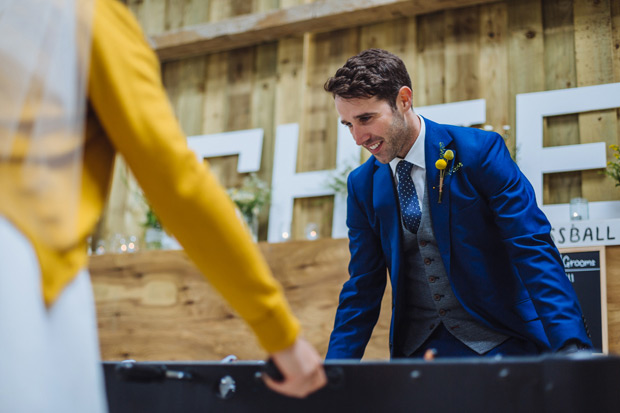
[324,48,592,359]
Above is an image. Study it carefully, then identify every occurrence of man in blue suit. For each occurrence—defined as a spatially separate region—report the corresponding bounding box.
[324,49,591,359]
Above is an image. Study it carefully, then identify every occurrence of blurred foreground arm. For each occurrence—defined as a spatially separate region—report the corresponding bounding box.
[89,0,325,397]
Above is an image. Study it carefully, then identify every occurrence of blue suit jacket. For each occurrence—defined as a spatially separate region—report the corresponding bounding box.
[326,118,591,359]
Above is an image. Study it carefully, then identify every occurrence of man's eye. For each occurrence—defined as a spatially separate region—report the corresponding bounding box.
[359,117,370,123]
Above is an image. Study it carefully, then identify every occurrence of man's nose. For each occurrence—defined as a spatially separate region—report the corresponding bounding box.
[351,127,368,146]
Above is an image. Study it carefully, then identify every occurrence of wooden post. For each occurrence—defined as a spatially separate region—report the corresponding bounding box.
[542,0,581,205]
[574,0,619,203]
[445,6,480,103]
[416,12,446,108]
[479,2,510,135]
[507,0,545,163]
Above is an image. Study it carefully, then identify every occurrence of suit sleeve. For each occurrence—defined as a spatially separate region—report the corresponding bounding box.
[471,132,591,350]
[87,0,300,353]
[326,172,388,359]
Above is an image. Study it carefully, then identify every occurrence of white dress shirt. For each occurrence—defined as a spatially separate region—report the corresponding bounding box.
[389,114,426,211]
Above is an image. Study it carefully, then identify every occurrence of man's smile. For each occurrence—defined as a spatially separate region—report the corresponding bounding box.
[365,140,383,154]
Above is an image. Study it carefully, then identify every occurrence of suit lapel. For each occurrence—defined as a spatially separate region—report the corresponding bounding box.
[373,160,401,284]
[424,118,453,275]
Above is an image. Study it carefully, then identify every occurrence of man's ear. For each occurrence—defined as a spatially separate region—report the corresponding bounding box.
[396,86,413,112]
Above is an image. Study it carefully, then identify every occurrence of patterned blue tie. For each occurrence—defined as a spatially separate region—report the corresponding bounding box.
[396,160,421,233]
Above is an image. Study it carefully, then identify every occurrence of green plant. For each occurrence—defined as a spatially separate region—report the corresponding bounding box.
[227,173,271,219]
[602,144,620,187]
[143,206,162,230]
[325,162,356,196]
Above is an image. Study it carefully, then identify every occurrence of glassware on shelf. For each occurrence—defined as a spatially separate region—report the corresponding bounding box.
[305,223,319,241]
[569,198,589,221]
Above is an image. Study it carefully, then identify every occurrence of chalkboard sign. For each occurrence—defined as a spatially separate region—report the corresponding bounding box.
[559,247,608,354]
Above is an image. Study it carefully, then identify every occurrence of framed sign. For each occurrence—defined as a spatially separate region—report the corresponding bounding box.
[559,246,608,354]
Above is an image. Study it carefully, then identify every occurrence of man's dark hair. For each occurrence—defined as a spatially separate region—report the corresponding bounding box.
[324,48,412,111]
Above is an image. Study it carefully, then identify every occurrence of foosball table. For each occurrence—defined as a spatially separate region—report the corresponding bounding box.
[103,354,620,412]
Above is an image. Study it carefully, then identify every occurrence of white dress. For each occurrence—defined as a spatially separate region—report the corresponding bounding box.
[0,217,108,413]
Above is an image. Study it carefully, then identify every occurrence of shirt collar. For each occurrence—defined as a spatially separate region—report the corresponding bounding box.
[389,114,426,175]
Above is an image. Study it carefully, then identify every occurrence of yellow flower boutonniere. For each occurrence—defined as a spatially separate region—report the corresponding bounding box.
[435,143,463,203]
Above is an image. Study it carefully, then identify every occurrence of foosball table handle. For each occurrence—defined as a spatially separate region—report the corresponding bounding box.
[115,361,192,382]
[261,358,285,382]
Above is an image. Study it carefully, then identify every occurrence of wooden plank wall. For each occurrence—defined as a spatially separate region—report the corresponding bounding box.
[91,242,620,360]
[91,238,393,360]
[97,0,620,246]
[89,0,620,362]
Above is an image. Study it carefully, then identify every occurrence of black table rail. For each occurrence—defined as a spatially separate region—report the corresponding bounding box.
[103,355,620,413]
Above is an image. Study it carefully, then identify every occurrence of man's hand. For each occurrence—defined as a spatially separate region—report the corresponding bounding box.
[558,340,592,355]
[263,337,327,398]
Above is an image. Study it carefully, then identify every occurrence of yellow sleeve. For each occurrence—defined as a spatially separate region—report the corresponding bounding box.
[88,0,300,353]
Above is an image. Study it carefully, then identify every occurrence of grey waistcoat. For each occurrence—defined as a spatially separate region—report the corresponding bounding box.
[398,192,508,356]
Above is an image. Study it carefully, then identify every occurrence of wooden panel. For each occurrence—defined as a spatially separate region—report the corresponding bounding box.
[201,51,238,189]
[445,7,480,102]
[160,0,212,29]
[290,28,358,239]
[92,241,620,360]
[613,0,620,79]
[358,18,417,61]
[479,2,510,133]
[606,245,620,353]
[257,0,280,12]
[96,158,149,253]
[93,249,257,361]
[252,42,279,237]
[167,50,247,190]
[274,32,314,240]
[208,0,233,22]
[226,48,256,132]
[170,49,264,192]
[187,42,278,237]
[164,0,186,30]
[415,12,446,107]
[151,0,501,61]
[162,56,207,136]
[542,0,577,92]
[178,0,211,27]
[128,0,211,35]
[96,0,201,247]
[292,196,334,241]
[613,0,620,148]
[232,0,255,16]
[507,0,545,152]
[274,36,307,125]
[542,0,581,204]
[92,238,392,361]
[280,0,307,7]
[130,0,166,36]
[102,0,620,263]
[574,0,619,203]
[202,52,229,134]
[302,29,358,173]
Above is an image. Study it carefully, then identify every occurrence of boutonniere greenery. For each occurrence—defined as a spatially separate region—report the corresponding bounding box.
[434,142,463,203]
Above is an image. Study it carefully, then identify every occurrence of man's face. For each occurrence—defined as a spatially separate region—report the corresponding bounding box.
[335,95,414,164]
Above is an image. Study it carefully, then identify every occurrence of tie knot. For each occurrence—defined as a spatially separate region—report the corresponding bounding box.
[396,160,413,177]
